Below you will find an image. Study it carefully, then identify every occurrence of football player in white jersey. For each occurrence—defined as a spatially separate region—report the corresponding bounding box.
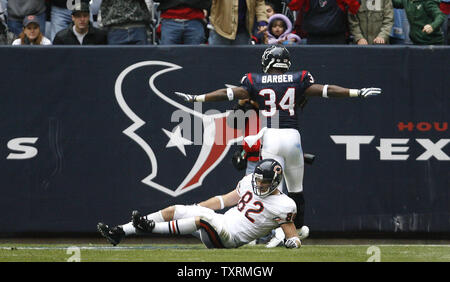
[97,159,302,249]
[175,45,382,247]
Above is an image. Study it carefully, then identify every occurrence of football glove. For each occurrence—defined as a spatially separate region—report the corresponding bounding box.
[284,237,301,249]
[175,92,197,102]
[358,88,382,98]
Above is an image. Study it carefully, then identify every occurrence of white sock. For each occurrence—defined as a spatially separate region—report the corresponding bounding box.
[146,211,165,223]
[121,222,137,236]
[120,211,165,236]
[152,218,198,235]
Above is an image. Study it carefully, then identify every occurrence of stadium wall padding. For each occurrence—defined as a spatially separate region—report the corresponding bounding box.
[0,46,449,235]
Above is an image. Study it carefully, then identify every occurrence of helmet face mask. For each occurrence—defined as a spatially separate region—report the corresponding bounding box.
[261,45,291,73]
[252,159,283,197]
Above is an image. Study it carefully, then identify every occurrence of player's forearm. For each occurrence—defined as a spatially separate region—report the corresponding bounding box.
[326,85,353,98]
[175,87,249,102]
[202,89,229,102]
[198,196,223,210]
[201,88,249,102]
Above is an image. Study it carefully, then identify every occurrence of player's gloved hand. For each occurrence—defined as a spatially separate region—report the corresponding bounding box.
[284,237,301,249]
[358,88,382,98]
[175,92,198,102]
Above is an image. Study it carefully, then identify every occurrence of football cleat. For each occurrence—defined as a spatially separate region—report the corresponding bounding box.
[131,210,155,232]
[97,222,125,246]
[298,225,310,240]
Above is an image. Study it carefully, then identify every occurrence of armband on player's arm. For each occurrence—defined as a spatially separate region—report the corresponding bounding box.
[215,196,225,210]
[197,195,226,210]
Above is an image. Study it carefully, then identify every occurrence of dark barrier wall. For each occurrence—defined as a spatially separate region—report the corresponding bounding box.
[0,46,449,235]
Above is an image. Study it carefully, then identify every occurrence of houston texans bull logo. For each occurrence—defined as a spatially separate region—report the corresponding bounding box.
[114,61,244,197]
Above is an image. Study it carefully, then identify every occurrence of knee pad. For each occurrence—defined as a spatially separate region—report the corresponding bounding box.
[172,205,187,220]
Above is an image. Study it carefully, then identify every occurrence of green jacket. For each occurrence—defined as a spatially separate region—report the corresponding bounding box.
[392,0,446,44]
[348,0,394,44]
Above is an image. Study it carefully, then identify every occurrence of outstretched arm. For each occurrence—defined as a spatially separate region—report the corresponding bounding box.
[304,84,382,98]
[175,87,250,102]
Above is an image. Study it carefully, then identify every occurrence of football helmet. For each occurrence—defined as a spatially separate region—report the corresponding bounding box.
[252,159,283,197]
[261,45,291,73]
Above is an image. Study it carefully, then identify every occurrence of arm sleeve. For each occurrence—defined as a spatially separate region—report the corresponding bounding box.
[255,0,268,22]
[274,202,297,225]
[378,0,395,40]
[52,35,63,45]
[301,71,315,89]
[348,13,365,42]
[240,74,254,99]
[426,0,447,30]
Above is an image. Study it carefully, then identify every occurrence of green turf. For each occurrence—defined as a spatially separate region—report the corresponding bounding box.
[1,244,450,262]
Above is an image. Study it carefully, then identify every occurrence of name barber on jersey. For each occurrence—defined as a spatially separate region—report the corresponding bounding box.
[261,74,294,84]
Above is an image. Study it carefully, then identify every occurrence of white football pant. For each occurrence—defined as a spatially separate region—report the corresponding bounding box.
[261,128,304,193]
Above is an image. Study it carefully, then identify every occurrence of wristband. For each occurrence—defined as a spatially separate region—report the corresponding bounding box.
[216,196,225,210]
[195,95,206,102]
[349,89,359,97]
[322,85,329,98]
[226,88,234,101]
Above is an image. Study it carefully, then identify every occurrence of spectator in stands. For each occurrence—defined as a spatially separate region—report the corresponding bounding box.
[99,0,152,45]
[288,0,360,44]
[5,0,46,37]
[392,0,446,45]
[11,14,51,45]
[252,1,276,44]
[348,0,394,45]
[49,0,90,42]
[266,13,302,44]
[155,0,210,45]
[208,0,268,45]
[53,2,107,45]
[265,0,276,18]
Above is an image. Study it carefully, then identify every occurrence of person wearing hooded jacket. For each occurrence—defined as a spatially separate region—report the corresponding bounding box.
[265,13,301,44]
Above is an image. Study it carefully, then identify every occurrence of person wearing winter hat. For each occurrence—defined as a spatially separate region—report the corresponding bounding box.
[265,13,301,45]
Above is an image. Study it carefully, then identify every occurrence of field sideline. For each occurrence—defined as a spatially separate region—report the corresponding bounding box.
[1,240,450,262]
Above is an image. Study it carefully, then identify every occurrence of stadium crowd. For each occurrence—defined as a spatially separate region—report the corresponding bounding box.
[0,0,448,46]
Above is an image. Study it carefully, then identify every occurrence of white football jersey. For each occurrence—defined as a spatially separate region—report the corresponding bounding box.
[223,174,297,246]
